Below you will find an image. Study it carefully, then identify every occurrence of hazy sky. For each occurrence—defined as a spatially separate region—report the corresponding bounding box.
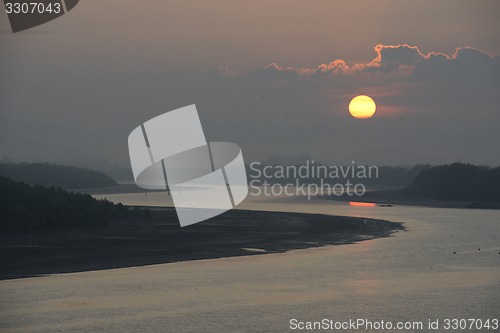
[1,0,499,167]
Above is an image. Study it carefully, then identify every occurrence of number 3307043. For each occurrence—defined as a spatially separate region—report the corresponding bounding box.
[5,2,62,14]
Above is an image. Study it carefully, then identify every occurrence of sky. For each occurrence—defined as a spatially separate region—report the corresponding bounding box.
[0,0,499,168]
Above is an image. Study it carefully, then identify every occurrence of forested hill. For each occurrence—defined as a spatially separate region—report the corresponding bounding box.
[406,163,500,202]
[0,176,129,233]
[0,163,116,189]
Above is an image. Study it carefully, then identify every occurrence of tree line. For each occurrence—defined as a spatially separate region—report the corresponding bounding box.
[0,176,132,233]
[406,163,500,202]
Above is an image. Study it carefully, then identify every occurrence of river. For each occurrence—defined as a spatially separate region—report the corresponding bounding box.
[0,190,499,332]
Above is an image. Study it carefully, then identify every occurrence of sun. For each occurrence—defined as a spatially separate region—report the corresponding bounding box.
[348,95,376,119]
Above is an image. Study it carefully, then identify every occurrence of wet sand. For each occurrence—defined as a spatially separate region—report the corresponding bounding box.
[0,208,402,280]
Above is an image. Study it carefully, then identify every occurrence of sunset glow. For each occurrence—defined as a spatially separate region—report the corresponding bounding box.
[349,202,377,207]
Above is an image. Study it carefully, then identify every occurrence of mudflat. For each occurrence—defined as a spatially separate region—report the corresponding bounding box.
[0,208,402,280]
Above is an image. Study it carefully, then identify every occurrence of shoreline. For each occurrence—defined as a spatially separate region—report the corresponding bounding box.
[325,189,500,209]
[0,208,403,280]
[81,184,500,210]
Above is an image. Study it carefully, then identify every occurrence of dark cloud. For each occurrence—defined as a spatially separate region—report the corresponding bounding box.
[413,47,500,82]
[245,44,498,83]
[362,44,427,73]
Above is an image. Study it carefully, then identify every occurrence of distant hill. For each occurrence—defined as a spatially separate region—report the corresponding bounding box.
[0,163,116,189]
[247,162,429,187]
[406,163,500,202]
[0,176,132,233]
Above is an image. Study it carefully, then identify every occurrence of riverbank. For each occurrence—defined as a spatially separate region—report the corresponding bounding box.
[0,208,403,280]
[326,189,500,209]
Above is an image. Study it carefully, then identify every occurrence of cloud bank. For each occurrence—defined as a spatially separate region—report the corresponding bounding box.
[244,44,499,82]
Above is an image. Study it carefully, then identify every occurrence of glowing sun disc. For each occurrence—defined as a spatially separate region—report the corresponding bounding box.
[349,95,376,119]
